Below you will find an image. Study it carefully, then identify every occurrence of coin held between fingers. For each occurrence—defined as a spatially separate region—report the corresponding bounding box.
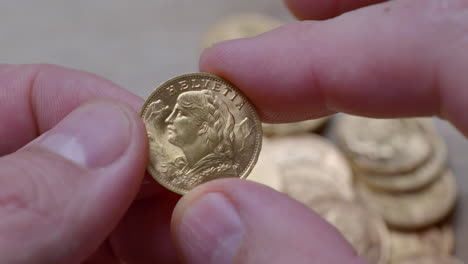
[140,73,262,195]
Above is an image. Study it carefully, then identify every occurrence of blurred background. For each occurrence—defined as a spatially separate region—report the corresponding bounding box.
[1,0,466,262]
[0,0,293,97]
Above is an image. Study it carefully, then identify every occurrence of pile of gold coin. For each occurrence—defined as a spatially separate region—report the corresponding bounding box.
[248,114,461,264]
[334,115,458,263]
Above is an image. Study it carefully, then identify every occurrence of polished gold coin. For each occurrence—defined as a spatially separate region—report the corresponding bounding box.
[267,135,354,202]
[262,117,329,137]
[398,255,464,264]
[390,225,454,264]
[358,122,447,192]
[246,138,282,191]
[356,170,457,230]
[335,116,432,174]
[311,198,390,264]
[141,73,262,195]
[202,13,282,49]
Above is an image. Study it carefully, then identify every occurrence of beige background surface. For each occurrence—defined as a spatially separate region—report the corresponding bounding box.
[1,0,466,261]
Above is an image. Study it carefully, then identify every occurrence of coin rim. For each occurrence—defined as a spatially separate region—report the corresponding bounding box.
[335,116,433,175]
[356,170,457,230]
[140,72,263,195]
[267,134,355,200]
[357,121,447,192]
[389,224,455,263]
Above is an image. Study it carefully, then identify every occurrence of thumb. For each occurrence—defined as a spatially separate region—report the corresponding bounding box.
[0,101,148,264]
[172,179,368,264]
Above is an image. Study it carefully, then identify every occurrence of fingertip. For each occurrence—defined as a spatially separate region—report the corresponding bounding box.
[199,26,333,123]
[172,179,359,263]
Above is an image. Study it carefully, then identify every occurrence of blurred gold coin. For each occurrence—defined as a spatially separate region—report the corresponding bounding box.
[390,225,454,264]
[246,138,282,191]
[335,116,432,174]
[398,255,464,264]
[359,122,447,192]
[282,166,354,204]
[262,118,329,136]
[311,198,390,264]
[267,135,354,202]
[202,13,282,49]
[356,170,457,230]
[141,73,262,195]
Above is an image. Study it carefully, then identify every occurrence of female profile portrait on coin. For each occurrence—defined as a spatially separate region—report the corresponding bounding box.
[163,90,237,185]
[141,73,262,195]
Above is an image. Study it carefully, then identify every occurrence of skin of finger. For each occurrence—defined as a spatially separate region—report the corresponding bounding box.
[0,65,167,261]
[200,0,468,135]
[1,64,166,199]
[83,240,121,264]
[0,64,142,156]
[109,191,181,264]
[0,102,148,263]
[172,179,365,264]
[283,0,387,20]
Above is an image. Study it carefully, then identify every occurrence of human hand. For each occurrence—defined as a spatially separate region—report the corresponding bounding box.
[169,0,468,263]
[0,64,173,264]
[0,63,367,264]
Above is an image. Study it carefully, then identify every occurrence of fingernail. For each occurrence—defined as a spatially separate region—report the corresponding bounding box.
[176,193,244,264]
[38,102,131,169]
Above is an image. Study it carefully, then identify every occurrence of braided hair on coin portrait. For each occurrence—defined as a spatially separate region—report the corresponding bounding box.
[163,90,238,188]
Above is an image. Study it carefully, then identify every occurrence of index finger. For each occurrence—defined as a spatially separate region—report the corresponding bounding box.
[200,0,468,135]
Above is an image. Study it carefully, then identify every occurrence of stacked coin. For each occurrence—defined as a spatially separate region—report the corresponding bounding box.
[334,115,459,264]
[248,133,391,264]
[244,116,461,264]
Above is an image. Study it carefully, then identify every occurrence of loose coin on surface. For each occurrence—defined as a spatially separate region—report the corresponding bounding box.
[202,13,282,49]
[356,170,457,230]
[268,135,354,202]
[141,73,262,195]
[398,255,464,264]
[262,118,329,137]
[246,138,282,191]
[358,122,447,192]
[335,116,432,174]
[311,198,390,264]
[390,225,455,264]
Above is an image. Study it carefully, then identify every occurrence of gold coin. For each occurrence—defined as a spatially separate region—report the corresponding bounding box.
[356,170,457,230]
[262,117,329,137]
[141,73,262,195]
[390,225,454,264]
[398,255,464,264]
[267,135,355,202]
[311,198,390,264]
[282,167,354,205]
[202,13,282,49]
[246,138,282,191]
[335,116,432,174]
[358,122,447,192]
